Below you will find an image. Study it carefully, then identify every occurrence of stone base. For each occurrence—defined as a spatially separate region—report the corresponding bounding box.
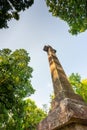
[37,98,87,130]
[51,91,84,110]
[59,123,87,130]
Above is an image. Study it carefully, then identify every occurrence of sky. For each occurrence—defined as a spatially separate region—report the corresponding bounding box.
[0,0,87,108]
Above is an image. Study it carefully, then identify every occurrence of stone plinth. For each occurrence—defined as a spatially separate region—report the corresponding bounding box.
[59,123,87,130]
[37,98,87,130]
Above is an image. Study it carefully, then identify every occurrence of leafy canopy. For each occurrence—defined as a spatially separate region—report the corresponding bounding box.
[69,73,87,102]
[0,0,34,28]
[0,48,46,130]
[0,48,35,109]
[3,98,47,130]
[22,99,47,130]
[0,48,35,129]
[46,0,87,35]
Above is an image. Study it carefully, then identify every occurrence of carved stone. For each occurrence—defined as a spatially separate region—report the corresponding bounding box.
[37,45,87,130]
[37,98,87,130]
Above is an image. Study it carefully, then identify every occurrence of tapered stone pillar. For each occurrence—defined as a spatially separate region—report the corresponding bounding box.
[37,45,87,130]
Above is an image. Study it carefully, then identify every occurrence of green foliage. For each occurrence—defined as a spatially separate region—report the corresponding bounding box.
[0,48,47,130]
[23,99,47,130]
[0,48,35,109]
[0,0,34,28]
[69,73,87,102]
[0,48,35,129]
[46,0,87,35]
[2,99,47,130]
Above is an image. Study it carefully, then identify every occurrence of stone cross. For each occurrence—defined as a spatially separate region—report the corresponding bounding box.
[37,45,87,130]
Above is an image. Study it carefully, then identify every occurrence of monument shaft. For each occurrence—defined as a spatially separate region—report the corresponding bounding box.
[43,45,74,97]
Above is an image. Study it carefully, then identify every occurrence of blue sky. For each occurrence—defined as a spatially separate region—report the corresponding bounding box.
[0,0,87,108]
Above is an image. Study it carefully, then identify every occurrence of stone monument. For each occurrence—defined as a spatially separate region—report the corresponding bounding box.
[37,45,87,130]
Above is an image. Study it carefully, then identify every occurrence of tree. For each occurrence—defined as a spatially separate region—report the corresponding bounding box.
[22,99,47,130]
[4,98,47,130]
[69,73,87,102]
[46,0,87,35]
[0,48,35,129]
[0,0,34,28]
[0,48,47,130]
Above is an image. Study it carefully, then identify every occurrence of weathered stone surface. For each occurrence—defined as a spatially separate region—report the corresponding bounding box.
[59,123,87,130]
[37,98,87,130]
[37,46,87,130]
[43,45,74,97]
[51,91,84,110]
